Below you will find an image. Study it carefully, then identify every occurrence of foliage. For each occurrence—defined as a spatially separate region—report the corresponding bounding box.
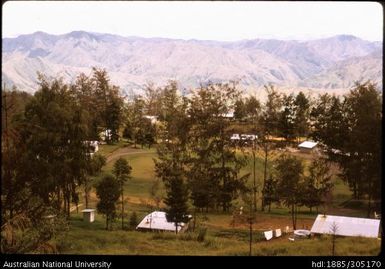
[113,157,132,229]
[96,175,121,230]
[274,154,304,230]
[129,212,138,230]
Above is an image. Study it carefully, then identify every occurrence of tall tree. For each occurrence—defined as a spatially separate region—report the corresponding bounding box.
[21,75,90,217]
[258,85,282,211]
[188,82,249,212]
[164,173,190,234]
[113,158,132,229]
[262,174,279,212]
[96,174,121,230]
[275,154,304,230]
[278,93,296,143]
[343,82,381,215]
[91,67,124,144]
[293,91,310,141]
[301,159,333,213]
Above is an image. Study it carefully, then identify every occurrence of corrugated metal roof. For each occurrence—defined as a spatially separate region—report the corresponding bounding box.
[136,211,185,232]
[298,141,318,149]
[310,214,380,238]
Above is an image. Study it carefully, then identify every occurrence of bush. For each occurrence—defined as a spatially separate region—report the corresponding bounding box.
[129,212,138,230]
[197,228,207,242]
[179,232,195,241]
[152,233,175,240]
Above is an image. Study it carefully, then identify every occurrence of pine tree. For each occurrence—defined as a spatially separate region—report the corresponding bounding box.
[113,158,132,229]
[164,174,189,234]
[96,175,120,230]
[275,154,304,230]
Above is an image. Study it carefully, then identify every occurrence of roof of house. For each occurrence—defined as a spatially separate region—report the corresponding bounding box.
[298,141,318,149]
[81,209,95,213]
[310,214,380,238]
[136,211,185,232]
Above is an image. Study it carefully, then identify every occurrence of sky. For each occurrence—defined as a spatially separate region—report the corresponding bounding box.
[2,1,383,41]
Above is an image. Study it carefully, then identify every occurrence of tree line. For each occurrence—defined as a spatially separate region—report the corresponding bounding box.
[1,66,381,248]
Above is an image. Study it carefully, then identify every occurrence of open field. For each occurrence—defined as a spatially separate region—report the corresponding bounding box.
[55,141,381,255]
[52,142,381,256]
[58,211,380,255]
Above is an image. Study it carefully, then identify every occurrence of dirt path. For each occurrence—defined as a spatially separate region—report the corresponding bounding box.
[105,147,155,164]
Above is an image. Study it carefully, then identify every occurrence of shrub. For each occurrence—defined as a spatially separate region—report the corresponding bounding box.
[129,212,138,230]
[197,228,207,242]
[179,232,194,241]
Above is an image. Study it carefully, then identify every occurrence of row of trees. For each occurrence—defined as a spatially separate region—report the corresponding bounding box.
[148,81,381,230]
[231,82,382,216]
[310,82,382,216]
[265,155,333,229]
[96,157,132,230]
[1,68,126,252]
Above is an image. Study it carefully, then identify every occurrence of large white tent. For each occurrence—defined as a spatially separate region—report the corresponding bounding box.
[310,214,381,238]
[136,211,187,232]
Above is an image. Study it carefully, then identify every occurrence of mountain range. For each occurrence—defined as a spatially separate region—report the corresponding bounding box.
[2,31,382,96]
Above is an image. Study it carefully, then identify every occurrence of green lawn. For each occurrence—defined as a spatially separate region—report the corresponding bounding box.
[58,143,378,255]
[58,211,380,255]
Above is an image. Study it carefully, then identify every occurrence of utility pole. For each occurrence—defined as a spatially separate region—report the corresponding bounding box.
[252,139,257,212]
[249,187,253,256]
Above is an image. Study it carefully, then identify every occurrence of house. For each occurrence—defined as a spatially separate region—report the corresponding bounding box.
[298,141,318,153]
[310,214,380,238]
[82,209,96,223]
[99,129,112,142]
[136,211,190,232]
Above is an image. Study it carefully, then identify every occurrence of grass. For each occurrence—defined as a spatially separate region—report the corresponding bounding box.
[97,140,128,156]
[58,142,379,255]
[58,212,380,255]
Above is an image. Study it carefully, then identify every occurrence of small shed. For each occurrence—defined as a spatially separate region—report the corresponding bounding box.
[82,209,96,223]
[136,211,189,233]
[310,214,380,238]
[298,141,318,153]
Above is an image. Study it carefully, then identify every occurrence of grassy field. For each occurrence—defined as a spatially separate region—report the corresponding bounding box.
[58,212,380,255]
[56,142,380,255]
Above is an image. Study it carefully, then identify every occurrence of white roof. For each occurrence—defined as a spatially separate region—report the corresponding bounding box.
[310,214,380,238]
[136,211,185,232]
[81,209,95,213]
[298,141,318,149]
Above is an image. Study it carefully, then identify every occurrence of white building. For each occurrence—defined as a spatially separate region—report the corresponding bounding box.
[82,209,96,223]
[136,211,190,232]
[310,214,380,238]
[99,129,112,142]
[298,141,318,153]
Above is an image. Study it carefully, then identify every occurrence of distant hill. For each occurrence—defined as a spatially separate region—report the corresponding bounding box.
[2,31,382,95]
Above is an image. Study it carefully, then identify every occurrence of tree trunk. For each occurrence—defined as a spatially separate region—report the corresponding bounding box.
[291,204,296,230]
[121,184,124,230]
[262,146,268,211]
[85,180,89,209]
[249,217,253,256]
[367,192,372,218]
[253,149,257,212]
